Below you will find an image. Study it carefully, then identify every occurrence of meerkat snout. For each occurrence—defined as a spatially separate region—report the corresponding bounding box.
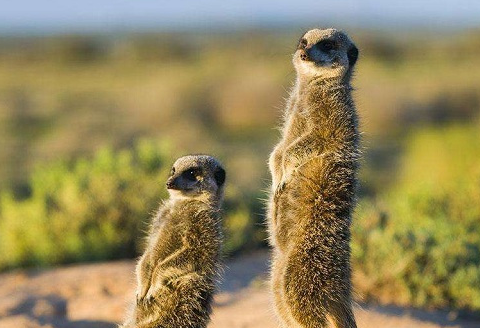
[297,38,310,61]
[300,51,310,61]
[298,38,337,62]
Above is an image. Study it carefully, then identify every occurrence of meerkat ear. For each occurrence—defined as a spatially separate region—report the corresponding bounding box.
[214,167,226,187]
[347,45,359,67]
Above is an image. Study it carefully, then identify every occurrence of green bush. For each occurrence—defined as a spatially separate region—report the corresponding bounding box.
[222,188,267,255]
[0,139,265,270]
[0,140,171,269]
[353,123,480,311]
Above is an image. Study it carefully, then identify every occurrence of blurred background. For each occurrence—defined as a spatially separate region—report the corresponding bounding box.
[1,0,480,317]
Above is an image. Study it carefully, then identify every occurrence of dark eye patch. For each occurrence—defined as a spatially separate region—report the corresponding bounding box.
[317,40,336,52]
[170,167,175,176]
[182,167,201,181]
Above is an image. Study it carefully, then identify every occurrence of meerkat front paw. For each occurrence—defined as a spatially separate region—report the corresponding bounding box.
[274,180,286,199]
[136,285,150,305]
[136,290,155,306]
[135,293,143,305]
[274,174,293,200]
[143,293,155,306]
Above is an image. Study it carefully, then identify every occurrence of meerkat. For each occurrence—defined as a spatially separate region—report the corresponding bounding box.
[267,28,360,328]
[121,155,226,328]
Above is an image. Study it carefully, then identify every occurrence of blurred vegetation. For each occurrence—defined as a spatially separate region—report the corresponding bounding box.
[353,123,480,311]
[0,29,479,311]
[0,139,265,269]
[0,140,169,268]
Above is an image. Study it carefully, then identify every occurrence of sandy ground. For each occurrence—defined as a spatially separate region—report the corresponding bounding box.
[1,251,478,328]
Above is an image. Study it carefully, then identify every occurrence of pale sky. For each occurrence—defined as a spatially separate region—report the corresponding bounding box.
[1,0,480,34]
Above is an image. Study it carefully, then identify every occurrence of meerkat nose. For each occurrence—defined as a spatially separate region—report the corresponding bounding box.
[300,51,310,61]
[166,178,179,190]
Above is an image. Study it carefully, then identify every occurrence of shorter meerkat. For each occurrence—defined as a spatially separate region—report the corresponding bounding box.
[121,155,226,328]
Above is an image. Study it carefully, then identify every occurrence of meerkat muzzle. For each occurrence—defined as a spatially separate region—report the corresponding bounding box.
[166,178,180,190]
[300,50,310,61]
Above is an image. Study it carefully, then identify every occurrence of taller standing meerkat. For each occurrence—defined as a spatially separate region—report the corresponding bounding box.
[268,28,360,328]
[121,155,226,328]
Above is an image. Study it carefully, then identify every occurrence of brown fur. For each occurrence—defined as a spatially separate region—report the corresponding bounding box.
[267,28,360,328]
[121,155,225,328]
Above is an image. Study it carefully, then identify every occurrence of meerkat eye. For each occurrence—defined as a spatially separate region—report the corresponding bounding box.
[298,38,308,49]
[170,167,175,176]
[318,40,335,52]
[183,169,198,182]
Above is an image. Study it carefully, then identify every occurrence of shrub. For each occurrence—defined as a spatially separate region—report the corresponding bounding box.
[0,140,171,269]
[353,123,480,311]
[0,139,265,270]
[222,187,267,255]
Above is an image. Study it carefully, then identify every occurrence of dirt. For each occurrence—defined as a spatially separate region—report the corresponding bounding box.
[1,251,478,328]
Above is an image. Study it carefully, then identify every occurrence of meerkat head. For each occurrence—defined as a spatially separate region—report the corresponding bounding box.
[293,28,358,82]
[166,155,226,204]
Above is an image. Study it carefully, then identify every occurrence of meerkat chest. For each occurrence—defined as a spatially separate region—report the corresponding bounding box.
[146,219,182,256]
[282,109,310,143]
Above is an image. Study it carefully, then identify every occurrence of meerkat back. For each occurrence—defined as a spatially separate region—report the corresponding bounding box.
[121,155,226,328]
